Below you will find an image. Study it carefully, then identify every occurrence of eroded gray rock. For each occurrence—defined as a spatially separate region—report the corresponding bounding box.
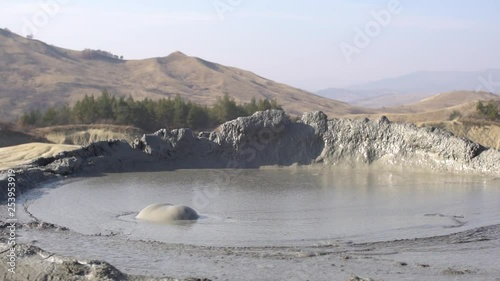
[131,109,499,173]
[0,243,205,281]
[44,156,82,175]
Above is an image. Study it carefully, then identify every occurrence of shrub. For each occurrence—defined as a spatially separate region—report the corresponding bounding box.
[476,100,500,121]
[449,110,462,120]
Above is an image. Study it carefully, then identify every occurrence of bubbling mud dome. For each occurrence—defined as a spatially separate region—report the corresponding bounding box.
[136,203,199,222]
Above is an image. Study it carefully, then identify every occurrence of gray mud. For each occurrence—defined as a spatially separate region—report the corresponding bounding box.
[0,110,499,280]
[1,110,499,201]
[1,217,500,280]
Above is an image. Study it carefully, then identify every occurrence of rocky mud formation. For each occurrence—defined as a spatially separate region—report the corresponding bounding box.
[133,110,499,172]
[0,243,210,281]
[1,110,499,280]
[1,110,499,201]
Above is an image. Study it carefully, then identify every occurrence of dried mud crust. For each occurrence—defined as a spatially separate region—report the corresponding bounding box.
[0,243,211,281]
[1,222,499,280]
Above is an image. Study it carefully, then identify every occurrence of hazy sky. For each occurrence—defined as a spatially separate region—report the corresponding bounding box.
[1,0,500,91]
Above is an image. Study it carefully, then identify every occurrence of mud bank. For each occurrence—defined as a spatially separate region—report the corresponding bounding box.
[0,243,210,281]
[1,110,500,280]
[1,219,499,280]
[1,110,499,201]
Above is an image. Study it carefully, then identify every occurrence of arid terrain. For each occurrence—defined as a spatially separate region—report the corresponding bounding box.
[0,46,499,281]
[0,28,362,121]
[1,109,500,281]
[33,124,144,146]
[316,70,500,107]
[350,91,500,150]
[1,29,499,168]
[2,2,500,280]
[0,142,79,170]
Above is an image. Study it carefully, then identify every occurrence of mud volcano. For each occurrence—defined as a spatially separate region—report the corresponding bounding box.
[136,203,199,222]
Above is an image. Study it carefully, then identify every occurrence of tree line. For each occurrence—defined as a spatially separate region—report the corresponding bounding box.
[81,49,124,60]
[19,91,282,131]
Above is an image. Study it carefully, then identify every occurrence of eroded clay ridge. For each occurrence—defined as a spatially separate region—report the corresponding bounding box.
[1,110,499,200]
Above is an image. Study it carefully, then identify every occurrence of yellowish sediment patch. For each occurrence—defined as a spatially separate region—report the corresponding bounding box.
[34,125,144,146]
[425,121,500,150]
[0,143,79,170]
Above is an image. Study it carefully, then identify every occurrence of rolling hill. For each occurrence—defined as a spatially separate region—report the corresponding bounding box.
[317,70,500,108]
[346,91,500,149]
[2,28,499,151]
[349,91,500,122]
[0,29,363,121]
[385,91,500,114]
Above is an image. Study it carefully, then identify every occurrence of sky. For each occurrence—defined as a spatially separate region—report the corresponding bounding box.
[1,0,500,91]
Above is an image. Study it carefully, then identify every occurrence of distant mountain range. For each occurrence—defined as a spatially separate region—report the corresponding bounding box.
[317,70,500,108]
[0,29,362,121]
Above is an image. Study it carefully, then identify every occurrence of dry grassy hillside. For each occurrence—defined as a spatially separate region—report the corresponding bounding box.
[422,120,500,150]
[350,91,500,149]
[358,102,477,124]
[387,91,499,113]
[351,91,500,121]
[0,29,364,120]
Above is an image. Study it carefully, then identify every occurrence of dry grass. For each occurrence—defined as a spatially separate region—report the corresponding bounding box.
[345,92,500,149]
[0,30,365,121]
[0,143,79,170]
[0,124,142,169]
[417,120,500,150]
[349,91,500,123]
[395,91,498,113]
[2,29,499,157]
[34,124,144,146]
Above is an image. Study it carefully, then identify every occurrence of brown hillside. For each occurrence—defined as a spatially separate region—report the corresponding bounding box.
[354,91,500,119]
[356,91,498,116]
[349,92,500,149]
[0,29,364,120]
[392,91,499,113]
